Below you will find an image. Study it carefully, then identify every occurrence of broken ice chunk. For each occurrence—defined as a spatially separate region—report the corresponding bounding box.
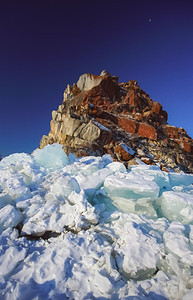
[169,173,193,187]
[32,143,68,170]
[0,204,23,230]
[111,196,136,213]
[77,168,114,197]
[93,272,112,294]
[160,191,193,223]
[106,162,126,173]
[112,213,164,280]
[0,245,27,276]
[130,164,170,191]
[104,173,159,200]
[0,152,33,168]
[109,196,157,218]
[50,175,80,198]
[183,289,193,300]
[163,221,190,258]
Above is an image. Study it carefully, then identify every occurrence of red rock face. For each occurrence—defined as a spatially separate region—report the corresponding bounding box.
[151,101,161,114]
[118,118,137,134]
[81,76,120,109]
[163,126,179,139]
[98,128,113,145]
[181,141,193,155]
[137,123,158,140]
[114,144,134,161]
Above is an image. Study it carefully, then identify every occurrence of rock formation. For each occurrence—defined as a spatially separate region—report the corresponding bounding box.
[40,71,193,173]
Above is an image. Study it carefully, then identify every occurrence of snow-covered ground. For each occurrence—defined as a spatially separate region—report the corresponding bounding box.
[0,143,193,299]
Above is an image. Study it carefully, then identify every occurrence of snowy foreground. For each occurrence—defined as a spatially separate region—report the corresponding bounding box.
[1,144,193,300]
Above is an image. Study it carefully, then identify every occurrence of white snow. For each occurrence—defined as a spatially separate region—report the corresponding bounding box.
[93,121,111,132]
[0,204,23,230]
[120,142,135,155]
[0,143,193,299]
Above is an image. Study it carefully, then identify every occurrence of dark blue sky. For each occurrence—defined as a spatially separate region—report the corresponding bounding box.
[0,0,193,156]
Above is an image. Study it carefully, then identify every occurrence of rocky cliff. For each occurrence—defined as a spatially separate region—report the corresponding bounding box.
[40,71,193,173]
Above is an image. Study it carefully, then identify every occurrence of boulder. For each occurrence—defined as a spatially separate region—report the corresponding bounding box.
[151,101,162,114]
[114,143,135,161]
[180,141,193,155]
[40,135,53,149]
[77,73,104,91]
[100,70,111,76]
[79,121,100,142]
[163,125,179,139]
[63,84,74,101]
[118,118,137,134]
[50,120,62,137]
[60,116,81,136]
[137,122,158,140]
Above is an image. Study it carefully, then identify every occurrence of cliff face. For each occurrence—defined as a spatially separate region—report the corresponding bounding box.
[40,71,193,173]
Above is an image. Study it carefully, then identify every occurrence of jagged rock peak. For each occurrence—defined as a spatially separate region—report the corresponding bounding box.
[76,73,104,91]
[40,71,193,173]
[63,70,113,100]
[100,70,111,76]
[76,70,112,92]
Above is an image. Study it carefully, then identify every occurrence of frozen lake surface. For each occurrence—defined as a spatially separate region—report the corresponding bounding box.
[0,143,193,299]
